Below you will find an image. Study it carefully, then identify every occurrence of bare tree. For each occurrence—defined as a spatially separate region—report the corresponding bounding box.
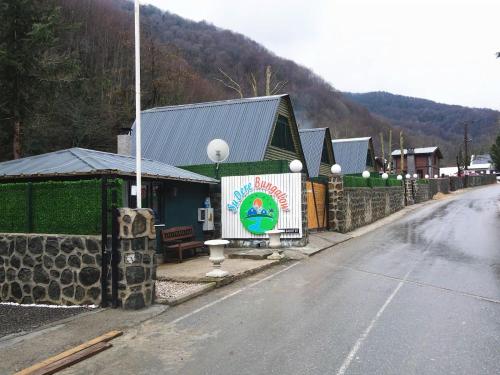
[215,68,243,98]
[216,65,287,97]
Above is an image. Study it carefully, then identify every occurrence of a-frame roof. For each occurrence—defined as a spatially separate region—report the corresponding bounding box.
[332,137,373,174]
[132,95,291,167]
[299,128,334,178]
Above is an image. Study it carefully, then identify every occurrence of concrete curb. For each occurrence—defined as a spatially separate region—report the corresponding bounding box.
[156,283,216,306]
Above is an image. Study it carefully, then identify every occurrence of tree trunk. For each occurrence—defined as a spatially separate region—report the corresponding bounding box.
[13,119,22,159]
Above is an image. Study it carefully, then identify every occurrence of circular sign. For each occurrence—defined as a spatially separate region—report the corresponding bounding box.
[239,192,279,234]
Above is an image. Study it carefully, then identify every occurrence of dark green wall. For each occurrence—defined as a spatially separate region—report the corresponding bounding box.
[163,181,209,241]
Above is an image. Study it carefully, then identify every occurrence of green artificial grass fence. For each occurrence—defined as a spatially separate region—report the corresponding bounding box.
[343,175,403,188]
[181,160,291,179]
[0,179,123,235]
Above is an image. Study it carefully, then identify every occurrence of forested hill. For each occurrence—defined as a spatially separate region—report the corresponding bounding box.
[345,92,500,163]
[1,0,395,161]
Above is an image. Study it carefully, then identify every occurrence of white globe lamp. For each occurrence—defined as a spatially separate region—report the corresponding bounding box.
[207,139,230,163]
[425,174,429,179]
[362,170,370,179]
[382,173,389,180]
[331,164,342,174]
[434,174,438,178]
[289,159,303,173]
[397,175,403,181]
[413,173,418,179]
[405,174,411,179]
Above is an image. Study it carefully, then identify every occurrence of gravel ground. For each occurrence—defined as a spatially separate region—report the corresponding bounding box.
[155,281,208,301]
[0,303,93,338]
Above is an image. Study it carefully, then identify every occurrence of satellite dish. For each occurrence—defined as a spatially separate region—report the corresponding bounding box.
[207,139,230,163]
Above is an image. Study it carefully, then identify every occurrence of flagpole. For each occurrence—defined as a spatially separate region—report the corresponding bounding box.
[134,0,142,208]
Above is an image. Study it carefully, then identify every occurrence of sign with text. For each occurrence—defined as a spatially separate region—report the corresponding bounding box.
[221,173,303,239]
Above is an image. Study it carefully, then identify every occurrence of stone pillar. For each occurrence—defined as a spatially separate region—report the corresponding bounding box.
[404,179,414,205]
[328,174,345,232]
[116,208,156,309]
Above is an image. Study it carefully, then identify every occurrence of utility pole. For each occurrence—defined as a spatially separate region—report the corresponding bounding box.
[379,132,385,172]
[399,131,404,174]
[388,129,393,173]
[464,122,469,171]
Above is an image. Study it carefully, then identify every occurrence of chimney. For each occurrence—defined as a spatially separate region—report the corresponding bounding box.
[117,127,132,156]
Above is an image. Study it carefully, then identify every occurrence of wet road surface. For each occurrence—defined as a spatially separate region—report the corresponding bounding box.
[62,185,500,375]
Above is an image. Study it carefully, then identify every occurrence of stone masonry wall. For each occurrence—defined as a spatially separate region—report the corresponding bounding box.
[116,208,156,309]
[413,183,431,204]
[429,178,450,196]
[328,174,344,232]
[0,234,102,305]
[341,186,405,233]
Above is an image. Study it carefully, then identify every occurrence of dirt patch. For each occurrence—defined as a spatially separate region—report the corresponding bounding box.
[433,192,448,200]
[0,303,94,338]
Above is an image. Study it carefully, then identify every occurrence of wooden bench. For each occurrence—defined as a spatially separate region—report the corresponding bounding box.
[161,226,205,263]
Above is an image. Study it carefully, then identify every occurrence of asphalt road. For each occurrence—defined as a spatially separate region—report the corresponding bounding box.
[62,185,500,375]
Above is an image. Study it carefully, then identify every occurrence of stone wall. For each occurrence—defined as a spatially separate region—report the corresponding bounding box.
[328,175,344,232]
[115,208,156,309]
[449,176,464,191]
[0,208,157,309]
[465,174,496,187]
[0,234,102,305]
[413,182,431,203]
[404,179,415,205]
[429,178,450,196]
[340,186,405,233]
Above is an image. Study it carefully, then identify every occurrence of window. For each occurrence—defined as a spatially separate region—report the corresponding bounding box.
[321,139,330,163]
[271,115,295,152]
[366,150,373,167]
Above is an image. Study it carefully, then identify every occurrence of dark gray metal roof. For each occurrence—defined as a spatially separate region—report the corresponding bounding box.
[0,148,217,184]
[392,147,442,158]
[332,137,371,174]
[131,95,285,166]
[299,128,327,178]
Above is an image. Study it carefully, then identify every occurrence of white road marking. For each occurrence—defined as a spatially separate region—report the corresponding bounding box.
[335,268,412,375]
[168,262,300,326]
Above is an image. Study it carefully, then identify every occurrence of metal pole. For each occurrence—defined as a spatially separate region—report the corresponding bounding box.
[100,177,109,308]
[111,185,119,308]
[135,0,142,208]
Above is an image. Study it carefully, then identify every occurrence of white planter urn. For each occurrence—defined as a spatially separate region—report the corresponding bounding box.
[266,230,284,260]
[205,239,230,278]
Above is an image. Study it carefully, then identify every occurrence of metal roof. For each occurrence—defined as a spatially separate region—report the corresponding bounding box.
[0,148,217,184]
[470,154,492,165]
[131,95,286,166]
[332,137,372,174]
[299,128,327,178]
[391,147,442,157]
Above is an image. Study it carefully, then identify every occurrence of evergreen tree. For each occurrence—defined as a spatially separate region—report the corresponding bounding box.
[491,134,500,170]
[0,0,77,159]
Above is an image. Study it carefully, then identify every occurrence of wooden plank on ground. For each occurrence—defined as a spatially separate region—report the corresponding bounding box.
[15,330,122,375]
[29,342,111,375]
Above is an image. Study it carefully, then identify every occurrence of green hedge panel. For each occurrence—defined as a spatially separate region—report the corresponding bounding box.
[181,160,291,179]
[0,179,123,235]
[0,183,29,232]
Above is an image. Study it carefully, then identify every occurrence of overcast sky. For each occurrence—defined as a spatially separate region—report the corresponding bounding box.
[143,0,500,110]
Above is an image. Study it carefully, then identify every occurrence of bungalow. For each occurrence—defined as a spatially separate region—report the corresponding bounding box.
[469,154,495,173]
[331,137,376,174]
[127,94,309,176]
[298,128,335,178]
[0,148,216,242]
[391,147,443,178]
